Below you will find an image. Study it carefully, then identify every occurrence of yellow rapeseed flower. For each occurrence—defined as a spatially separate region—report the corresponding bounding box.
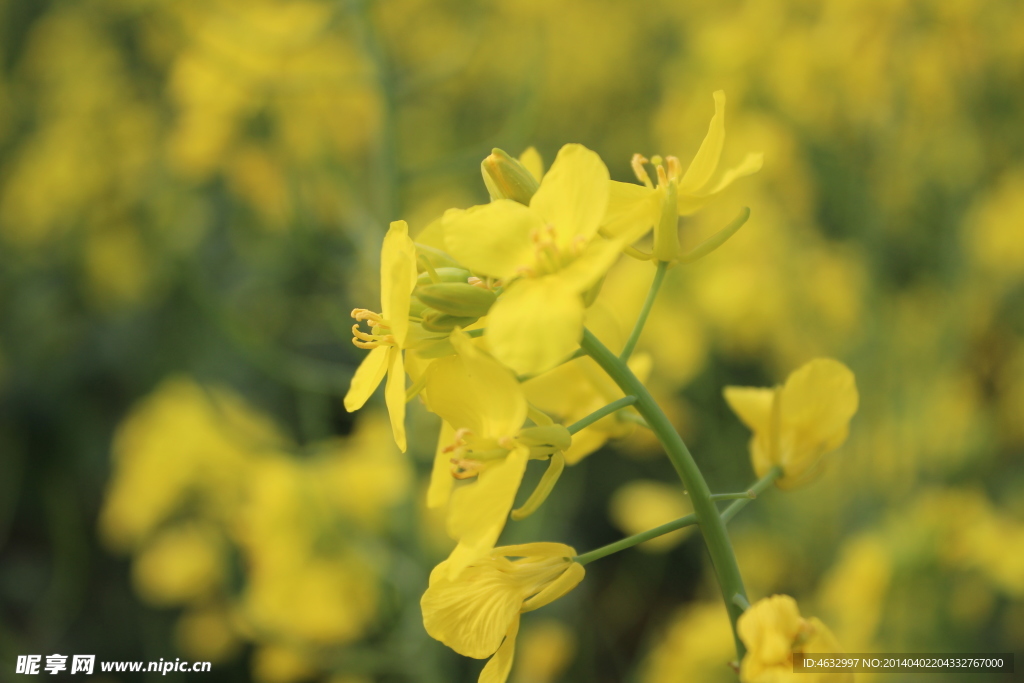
[421,543,585,683]
[444,143,634,375]
[423,329,568,576]
[344,220,418,451]
[738,595,851,683]
[603,91,763,261]
[724,358,858,489]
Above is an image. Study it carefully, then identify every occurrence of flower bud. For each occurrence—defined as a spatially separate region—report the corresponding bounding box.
[420,309,480,333]
[517,424,572,451]
[416,267,472,286]
[481,148,541,205]
[416,282,496,318]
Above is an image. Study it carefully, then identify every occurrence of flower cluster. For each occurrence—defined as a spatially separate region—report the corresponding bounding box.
[345,92,858,682]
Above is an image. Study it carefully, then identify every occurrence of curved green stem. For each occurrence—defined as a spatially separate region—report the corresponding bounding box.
[576,512,697,566]
[580,328,749,660]
[620,261,668,361]
[567,396,637,435]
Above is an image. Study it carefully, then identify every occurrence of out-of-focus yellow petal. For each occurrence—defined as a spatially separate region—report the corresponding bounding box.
[479,616,520,683]
[343,346,389,412]
[723,386,774,434]
[422,558,524,659]
[444,200,543,279]
[445,447,530,576]
[428,421,456,509]
[556,236,628,293]
[529,143,610,247]
[487,278,584,376]
[602,181,661,240]
[677,90,726,195]
[677,152,764,216]
[518,147,544,182]
[424,329,526,437]
[384,348,407,451]
[381,220,417,344]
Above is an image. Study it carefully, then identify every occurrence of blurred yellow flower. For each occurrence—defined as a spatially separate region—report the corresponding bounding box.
[738,595,850,683]
[724,358,858,489]
[344,219,418,451]
[421,543,585,683]
[132,522,224,606]
[609,480,694,552]
[512,619,576,683]
[444,143,629,375]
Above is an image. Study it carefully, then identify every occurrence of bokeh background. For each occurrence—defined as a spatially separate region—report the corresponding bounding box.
[1,0,1023,681]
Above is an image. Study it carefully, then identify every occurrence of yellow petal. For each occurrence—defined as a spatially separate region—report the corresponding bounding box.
[381,220,417,344]
[422,560,524,659]
[556,236,627,293]
[518,147,544,182]
[602,181,661,240]
[738,594,803,682]
[343,346,389,412]
[479,615,520,683]
[384,348,407,452]
[424,329,527,437]
[529,144,610,248]
[444,201,543,279]
[492,542,577,559]
[723,386,775,434]
[487,278,584,376]
[428,421,456,509]
[445,447,530,576]
[677,90,726,196]
[520,561,585,612]
[678,152,764,216]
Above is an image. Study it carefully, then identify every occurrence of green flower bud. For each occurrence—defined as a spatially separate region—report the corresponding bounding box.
[421,309,480,333]
[517,424,572,451]
[416,267,473,286]
[481,148,540,205]
[415,243,464,271]
[416,283,496,318]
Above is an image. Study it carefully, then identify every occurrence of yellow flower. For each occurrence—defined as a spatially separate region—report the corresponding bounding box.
[423,329,568,576]
[738,595,851,683]
[344,220,418,451]
[421,543,585,683]
[724,358,858,489]
[603,91,763,261]
[444,144,633,375]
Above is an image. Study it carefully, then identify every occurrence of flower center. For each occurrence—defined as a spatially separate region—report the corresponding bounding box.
[444,428,517,479]
[350,308,397,349]
[518,224,588,277]
[631,153,682,189]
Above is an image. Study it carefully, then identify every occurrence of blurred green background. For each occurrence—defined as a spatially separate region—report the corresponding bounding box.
[1,0,1023,681]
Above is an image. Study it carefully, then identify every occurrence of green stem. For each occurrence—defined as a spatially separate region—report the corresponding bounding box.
[566,396,637,435]
[580,328,749,660]
[710,492,756,502]
[720,467,782,524]
[576,513,697,566]
[620,261,668,361]
[617,411,651,429]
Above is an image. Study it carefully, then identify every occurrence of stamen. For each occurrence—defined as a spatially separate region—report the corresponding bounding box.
[352,308,383,324]
[631,154,654,189]
[666,155,682,181]
[656,164,669,188]
[450,458,486,479]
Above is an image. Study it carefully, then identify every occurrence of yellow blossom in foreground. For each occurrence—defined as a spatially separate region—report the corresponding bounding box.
[738,595,851,683]
[724,358,858,489]
[344,220,418,451]
[422,329,531,576]
[603,90,763,259]
[421,543,585,683]
[444,143,632,375]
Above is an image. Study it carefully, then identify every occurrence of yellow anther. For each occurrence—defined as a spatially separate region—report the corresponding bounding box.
[631,153,653,189]
[650,154,664,166]
[351,308,383,324]
[666,155,682,181]
[656,164,670,188]
[350,308,396,349]
[450,458,486,479]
